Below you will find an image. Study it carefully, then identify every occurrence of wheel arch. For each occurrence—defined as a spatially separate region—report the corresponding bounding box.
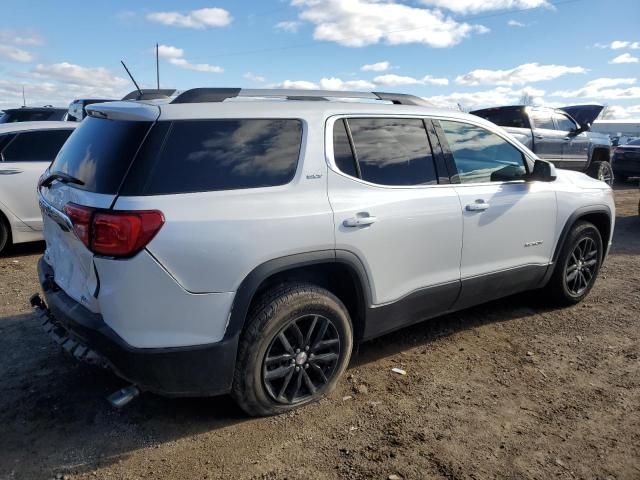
[540,205,612,286]
[225,250,372,343]
[0,205,13,249]
[590,146,611,163]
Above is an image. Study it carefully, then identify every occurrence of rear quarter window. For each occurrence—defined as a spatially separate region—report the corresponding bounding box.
[121,119,303,195]
[3,129,73,162]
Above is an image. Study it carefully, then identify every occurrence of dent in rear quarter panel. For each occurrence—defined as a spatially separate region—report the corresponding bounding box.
[112,114,335,294]
[94,251,235,348]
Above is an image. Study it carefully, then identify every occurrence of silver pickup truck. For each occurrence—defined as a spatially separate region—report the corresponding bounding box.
[471,104,613,185]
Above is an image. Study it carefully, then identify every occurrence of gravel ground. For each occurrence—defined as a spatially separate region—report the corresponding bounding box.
[0,185,638,480]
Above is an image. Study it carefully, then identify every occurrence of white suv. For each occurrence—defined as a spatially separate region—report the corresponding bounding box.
[0,121,76,254]
[32,89,615,416]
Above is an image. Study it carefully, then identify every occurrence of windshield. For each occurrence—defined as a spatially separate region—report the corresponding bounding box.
[49,116,152,194]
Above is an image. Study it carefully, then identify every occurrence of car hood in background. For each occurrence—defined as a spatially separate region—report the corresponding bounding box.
[559,104,604,127]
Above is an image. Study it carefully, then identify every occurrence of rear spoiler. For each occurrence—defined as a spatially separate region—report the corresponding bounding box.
[121,89,176,101]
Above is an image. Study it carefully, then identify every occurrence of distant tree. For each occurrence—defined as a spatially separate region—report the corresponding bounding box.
[519,92,534,106]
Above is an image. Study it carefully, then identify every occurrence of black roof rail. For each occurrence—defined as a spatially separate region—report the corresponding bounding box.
[122,89,176,101]
[169,88,432,106]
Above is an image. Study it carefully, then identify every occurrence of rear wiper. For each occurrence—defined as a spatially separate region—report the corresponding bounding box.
[39,171,85,188]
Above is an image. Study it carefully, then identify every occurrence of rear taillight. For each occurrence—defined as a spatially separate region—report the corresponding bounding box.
[63,203,164,258]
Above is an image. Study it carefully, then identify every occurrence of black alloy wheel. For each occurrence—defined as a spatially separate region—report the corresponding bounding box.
[262,314,340,404]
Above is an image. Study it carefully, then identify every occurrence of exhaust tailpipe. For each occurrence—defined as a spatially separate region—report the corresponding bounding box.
[107,385,140,408]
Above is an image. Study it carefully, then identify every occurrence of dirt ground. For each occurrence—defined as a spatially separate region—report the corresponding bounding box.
[0,185,638,480]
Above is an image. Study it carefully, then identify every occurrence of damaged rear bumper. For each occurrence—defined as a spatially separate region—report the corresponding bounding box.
[34,257,239,397]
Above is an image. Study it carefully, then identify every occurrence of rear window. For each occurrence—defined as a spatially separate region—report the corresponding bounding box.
[473,109,530,129]
[121,119,302,195]
[0,109,66,123]
[49,117,152,194]
[341,118,438,186]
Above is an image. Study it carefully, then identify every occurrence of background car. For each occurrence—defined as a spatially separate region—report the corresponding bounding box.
[0,121,76,254]
[613,138,640,182]
[0,106,68,123]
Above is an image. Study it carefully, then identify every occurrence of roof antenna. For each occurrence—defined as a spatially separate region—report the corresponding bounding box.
[22,85,26,107]
[120,60,142,97]
[156,43,160,90]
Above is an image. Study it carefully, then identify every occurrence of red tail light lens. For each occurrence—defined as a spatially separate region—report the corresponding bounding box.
[63,203,164,258]
[63,203,92,247]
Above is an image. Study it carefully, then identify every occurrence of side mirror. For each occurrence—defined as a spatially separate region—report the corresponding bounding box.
[530,159,557,182]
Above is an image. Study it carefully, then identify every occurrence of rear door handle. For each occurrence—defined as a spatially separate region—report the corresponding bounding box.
[0,168,23,175]
[465,200,490,212]
[343,214,378,228]
[564,136,571,141]
[534,135,544,140]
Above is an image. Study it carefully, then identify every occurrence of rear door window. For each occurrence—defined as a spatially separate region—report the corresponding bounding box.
[342,118,437,186]
[2,129,73,162]
[122,119,303,195]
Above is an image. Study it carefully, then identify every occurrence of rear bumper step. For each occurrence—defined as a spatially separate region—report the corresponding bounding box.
[35,257,239,397]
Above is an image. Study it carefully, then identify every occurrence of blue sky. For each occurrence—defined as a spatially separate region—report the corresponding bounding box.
[0,0,638,118]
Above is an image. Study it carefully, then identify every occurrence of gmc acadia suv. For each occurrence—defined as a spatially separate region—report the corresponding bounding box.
[32,88,615,416]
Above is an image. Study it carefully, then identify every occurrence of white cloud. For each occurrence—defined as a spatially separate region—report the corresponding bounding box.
[0,30,44,46]
[600,104,640,119]
[596,40,640,50]
[426,86,546,110]
[361,61,392,72]
[146,8,232,29]
[275,21,302,32]
[507,19,525,27]
[550,78,640,100]
[32,62,128,89]
[610,53,639,64]
[157,44,223,73]
[244,72,266,83]
[157,44,184,59]
[272,77,375,90]
[373,73,449,86]
[291,0,489,48]
[455,62,587,86]
[420,0,550,14]
[0,45,33,63]
[0,62,131,109]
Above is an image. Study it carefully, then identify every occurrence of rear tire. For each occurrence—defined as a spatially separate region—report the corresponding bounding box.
[544,221,603,306]
[0,218,11,256]
[232,283,353,417]
[587,161,614,185]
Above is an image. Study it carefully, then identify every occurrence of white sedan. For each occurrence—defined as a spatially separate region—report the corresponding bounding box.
[0,121,76,254]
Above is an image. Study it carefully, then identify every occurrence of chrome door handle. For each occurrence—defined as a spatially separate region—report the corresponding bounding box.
[343,214,378,227]
[534,135,544,140]
[564,136,571,141]
[465,200,490,212]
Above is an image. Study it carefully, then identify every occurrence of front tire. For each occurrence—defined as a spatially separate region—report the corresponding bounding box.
[587,161,614,186]
[232,283,353,417]
[544,221,603,305]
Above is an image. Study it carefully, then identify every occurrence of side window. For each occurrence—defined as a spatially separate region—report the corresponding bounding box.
[529,110,555,130]
[439,120,527,184]
[332,119,358,178]
[0,134,15,154]
[345,118,437,186]
[553,113,576,132]
[125,119,302,195]
[2,130,73,162]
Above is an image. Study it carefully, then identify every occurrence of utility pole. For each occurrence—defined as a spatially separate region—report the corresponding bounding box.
[156,43,160,90]
[22,85,26,106]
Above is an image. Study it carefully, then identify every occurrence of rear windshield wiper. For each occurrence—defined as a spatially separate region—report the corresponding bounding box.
[39,171,85,188]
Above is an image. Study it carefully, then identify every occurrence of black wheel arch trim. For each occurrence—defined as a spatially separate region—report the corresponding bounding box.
[539,204,612,287]
[223,249,373,341]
